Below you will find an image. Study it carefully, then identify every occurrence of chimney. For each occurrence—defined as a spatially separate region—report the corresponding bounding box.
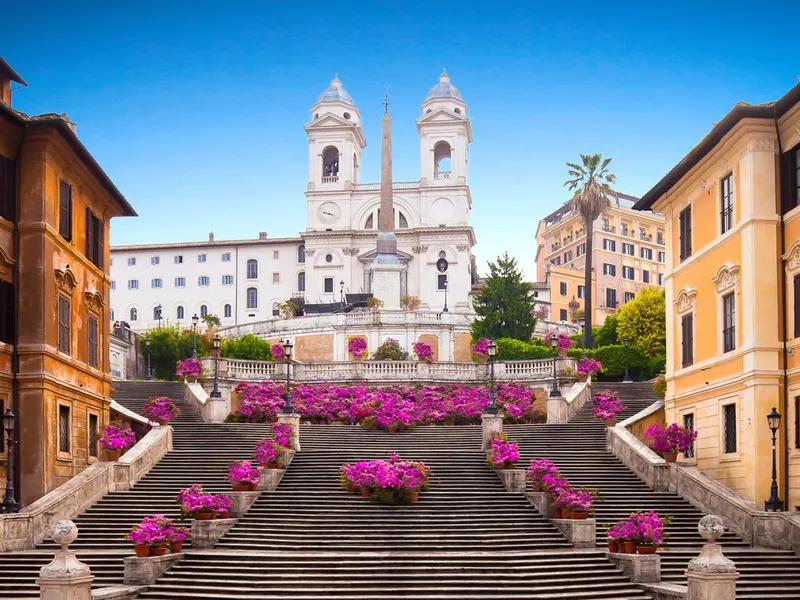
[0,57,27,107]
[258,232,268,240]
[209,232,215,242]
[60,113,77,133]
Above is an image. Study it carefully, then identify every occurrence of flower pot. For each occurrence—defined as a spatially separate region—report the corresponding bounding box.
[502,463,515,470]
[265,462,279,470]
[360,486,371,498]
[170,542,183,553]
[408,490,420,503]
[476,355,489,365]
[150,546,167,557]
[553,508,562,519]
[571,510,589,520]
[663,451,678,463]
[231,482,255,492]
[133,545,150,558]
[637,545,658,555]
[194,511,216,521]
[607,541,618,553]
[604,418,617,427]
[157,418,169,426]
[218,509,230,519]
[561,508,573,519]
[105,449,121,462]
[622,541,637,554]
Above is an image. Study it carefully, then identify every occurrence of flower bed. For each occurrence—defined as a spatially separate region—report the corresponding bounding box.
[176,358,202,380]
[143,396,180,424]
[487,434,519,469]
[127,514,188,556]
[232,381,286,422]
[339,453,430,504]
[228,460,260,491]
[99,425,136,452]
[644,422,697,460]
[607,511,673,553]
[592,390,624,422]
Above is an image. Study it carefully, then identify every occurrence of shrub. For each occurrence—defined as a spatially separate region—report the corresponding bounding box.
[496,338,553,360]
[371,338,409,361]
[592,344,650,380]
[413,340,433,362]
[222,334,274,361]
[146,326,212,380]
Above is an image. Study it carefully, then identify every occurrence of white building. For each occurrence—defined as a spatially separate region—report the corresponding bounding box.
[110,72,478,332]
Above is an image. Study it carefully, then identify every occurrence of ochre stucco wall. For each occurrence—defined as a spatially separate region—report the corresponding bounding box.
[454,332,472,362]
[295,333,334,362]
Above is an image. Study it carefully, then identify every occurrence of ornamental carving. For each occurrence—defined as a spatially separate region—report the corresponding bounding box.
[712,264,740,293]
[304,249,316,256]
[686,515,737,574]
[84,289,104,314]
[674,287,697,314]
[342,247,360,256]
[55,266,77,296]
[784,241,800,272]
[741,137,776,156]
[0,246,14,267]
[411,245,429,254]
[456,244,470,251]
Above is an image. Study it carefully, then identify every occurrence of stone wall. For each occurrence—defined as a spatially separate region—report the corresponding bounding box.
[295,333,334,362]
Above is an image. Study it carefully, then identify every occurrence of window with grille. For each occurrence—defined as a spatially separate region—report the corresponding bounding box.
[198,254,206,263]
[622,266,634,280]
[58,295,70,355]
[681,313,694,367]
[723,403,737,454]
[273,250,279,259]
[246,288,258,309]
[200,305,208,317]
[683,413,695,458]
[174,255,183,264]
[247,259,258,279]
[679,206,692,261]
[177,306,184,320]
[128,280,138,290]
[641,247,653,260]
[87,316,98,369]
[559,281,567,296]
[88,413,99,458]
[130,308,138,321]
[174,277,185,288]
[722,292,735,353]
[58,404,71,453]
[603,239,616,252]
[603,264,616,276]
[272,302,280,316]
[721,174,733,233]
[298,245,305,263]
[59,180,72,242]
[625,291,635,303]
[151,278,162,288]
[0,279,15,344]
[622,243,634,256]
[85,209,103,268]
[127,257,136,266]
[222,253,231,262]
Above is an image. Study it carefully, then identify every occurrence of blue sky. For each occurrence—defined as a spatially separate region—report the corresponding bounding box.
[4,1,799,278]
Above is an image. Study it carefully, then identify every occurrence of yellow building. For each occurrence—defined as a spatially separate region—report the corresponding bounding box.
[634,80,800,510]
[535,192,666,325]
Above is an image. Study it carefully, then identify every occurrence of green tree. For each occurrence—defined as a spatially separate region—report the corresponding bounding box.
[592,314,619,348]
[616,287,666,357]
[222,334,274,360]
[471,253,535,341]
[564,153,616,349]
[202,314,221,328]
[147,326,211,380]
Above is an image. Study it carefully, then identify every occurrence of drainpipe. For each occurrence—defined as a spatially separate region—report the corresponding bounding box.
[774,109,790,509]
[11,149,21,507]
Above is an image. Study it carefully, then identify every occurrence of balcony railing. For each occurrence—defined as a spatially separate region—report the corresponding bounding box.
[434,171,451,180]
[601,225,616,233]
[657,235,665,246]
[639,233,653,242]
[353,181,420,191]
[551,242,562,251]
[321,176,339,184]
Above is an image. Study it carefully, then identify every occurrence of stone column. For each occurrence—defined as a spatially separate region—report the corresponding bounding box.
[37,521,93,600]
[495,468,525,492]
[546,395,568,423]
[686,515,739,600]
[277,413,301,452]
[481,413,503,451]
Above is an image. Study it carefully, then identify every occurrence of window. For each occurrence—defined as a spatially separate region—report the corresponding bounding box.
[58,404,71,453]
[642,270,650,284]
[273,250,279,260]
[559,281,567,296]
[151,278,162,289]
[794,274,800,338]
[641,247,653,260]
[605,288,617,308]
[722,292,736,353]
[298,245,305,263]
[603,239,616,252]
[246,287,258,309]
[576,243,585,257]
[325,254,333,263]
[552,256,561,266]
[603,264,616,277]
[174,277,186,288]
[683,413,695,458]
[272,273,280,284]
[679,206,692,262]
[150,256,159,265]
[111,281,116,291]
[437,274,448,290]
[324,277,334,293]
[658,251,666,263]
[272,302,280,316]
[153,306,162,321]
[795,396,800,449]
[127,257,136,266]
[622,243,634,256]
[88,413,99,458]
[559,309,568,321]
[721,174,733,233]
[200,305,208,318]
[110,308,115,322]
[222,253,231,262]
[109,258,113,267]
[129,307,138,321]
[128,279,139,290]
[198,276,210,287]
[298,271,306,292]
[59,180,72,242]
[563,250,573,262]
[198,254,207,263]
[0,156,17,223]
[58,296,70,355]
[247,259,258,279]
[224,304,232,318]
[177,306,185,320]
[681,313,694,368]
[85,209,104,268]
[0,280,14,345]
[222,275,234,286]
[87,315,98,369]
[578,285,585,299]
[622,266,634,280]
[174,255,183,264]
[625,291,635,304]
[723,403,737,454]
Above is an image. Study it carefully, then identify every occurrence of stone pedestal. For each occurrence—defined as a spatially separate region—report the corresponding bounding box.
[277,414,301,451]
[481,414,503,451]
[495,468,525,492]
[123,553,183,586]
[190,518,238,549]
[687,573,737,600]
[90,586,145,600]
[37,521,94,600]
[370,261,404,309]
[685,515,738,600]
[228,491,260,518]
[552,518,596,548]
[546,395,568,424]
[258,468,285,491]
[278,447,296,468]
[607,552,661,583]
[527,491,555,518]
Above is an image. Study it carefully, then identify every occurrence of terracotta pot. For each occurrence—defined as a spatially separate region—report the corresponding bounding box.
[265,462,278,470]
[553,508,563,519]
[502,463,515,470]
[571,510,589,520]
[622,541,637,554]
[476,355,489,364]
[604,418,617,427]
[231,483,255,492]
[170,542,183,553]
[360,486,371,498]
[409,490,420,503]
[157,418,169,426]
[561,508,572,519]
[607,541,618,553]
[150,546,167,557]
[133,545,150,558]
[194,511,216,521]
[663,451,678,463]
[105,449,121,462]
[637,545,658,555]
[218,510,230,519]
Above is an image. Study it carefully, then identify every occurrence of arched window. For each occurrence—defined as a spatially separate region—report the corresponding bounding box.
[272,302,280,316]
[433,141,452,177]
[298,271,306,292]
[224,304,232,318]
[246,287,258,309]
[364,213,374,229]
[246,259,258,279]
[200,304,208,317]
[153,306,162,320]
[129,307,138,321]
[177,306,185,320]
[398,211,409,228]
[321,146,339,179]
[297,245,305,264]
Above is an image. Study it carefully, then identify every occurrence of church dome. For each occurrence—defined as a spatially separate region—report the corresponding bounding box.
[317,76,355,106]
[425,70,462,101]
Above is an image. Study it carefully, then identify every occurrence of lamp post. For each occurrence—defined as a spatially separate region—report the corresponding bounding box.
[2,409,19,513]
[549,336,560,397]
[340,280,345,304]
[155,304,163,329]
[765,407,783,511]
[144,334,152,381]
[486,339,498,414]
[282,339,294,414]
[210,334,222,398]
[579,317,586,359]
[442,278,449,313]
[622,337,632,383]
[191,314,199,359]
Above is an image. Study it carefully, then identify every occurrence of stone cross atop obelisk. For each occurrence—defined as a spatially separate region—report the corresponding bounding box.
[375,87,399,264]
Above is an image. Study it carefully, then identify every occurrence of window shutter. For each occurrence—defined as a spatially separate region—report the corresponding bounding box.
[96,218,104,269]
[59,181,72,241]
[0,156,16,223]
[88,316,98,368]
[86,208,94,264]
[794,275,800,338]
[58,295,71,355]
[687,314,694,365]
[686,207,692,257]
[0,280,14,344]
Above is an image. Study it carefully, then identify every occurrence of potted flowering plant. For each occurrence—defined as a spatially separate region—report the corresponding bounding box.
[577,358,603,381]
[213,494,232,519]
[607,518,638,554]
[629,511,673,554]
[175,358,203,382]
[176,484,218,520]
[228,460,260,491]
[254,439,279,468]
[127,516,168,557]
[166,523,188,553]
[366,297,384,311]
[339,454,430,504]
[555,487,595,520]
[270,343,285,362]
[401,294,420,311]
[99,424,136,461]
[487,434,520,470]
[644,423,697,462]
[347,337,368,360]
[592,390,625,426]
[413,340,434,363]
[273,422,293,450]
[278,300,298,319]
[143,396,180,425]
[526,458,561,492]
[471,338,491,364]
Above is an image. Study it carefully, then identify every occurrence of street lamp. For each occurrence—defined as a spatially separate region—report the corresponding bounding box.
[549,335,560,397]
[340,280,345,304]
[579,317,586,359]
[486,339,498,414]
[282,339,294,414]
[144,334,152,381]
[622,337,632,383]
[191,314,199,359]
[765,407,783,512]
[442,278,449,313]
[155,304,163,329]
[210,334,222,398]
[2,409,19,513]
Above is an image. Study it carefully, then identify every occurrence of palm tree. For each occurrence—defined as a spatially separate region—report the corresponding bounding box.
[564,153,616,350]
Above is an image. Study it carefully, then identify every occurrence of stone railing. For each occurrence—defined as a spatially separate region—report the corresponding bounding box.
[227,358,278,380]
[608,401,800,553]
[184,381,228,423]
[546,380,591,423]
[0,426,172,551]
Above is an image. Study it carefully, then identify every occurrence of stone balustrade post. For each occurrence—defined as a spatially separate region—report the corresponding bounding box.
[277,413,301,452]
[481,413,503,451]
[686,515,739,600]
[37,521,93,600]
[495,468,525,492]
